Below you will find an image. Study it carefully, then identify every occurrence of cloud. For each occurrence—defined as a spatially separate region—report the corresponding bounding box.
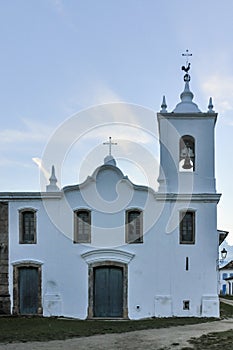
[50,0,64,14]
[42,102,158,165]
[32,157,50,181]
[0,156,31,168]
[0,118,53,145]
[62,80,124,116]
[201,74,233,115]
[49,0,77,31]
[60,80,157,145]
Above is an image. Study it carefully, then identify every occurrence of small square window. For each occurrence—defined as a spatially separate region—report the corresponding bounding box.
[183,300,190,310]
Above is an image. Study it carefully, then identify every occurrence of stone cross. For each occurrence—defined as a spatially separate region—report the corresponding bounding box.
[103,136,117,156]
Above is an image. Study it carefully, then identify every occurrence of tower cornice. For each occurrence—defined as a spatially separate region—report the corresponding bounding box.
[156,193,221,202]
[157,112,218,124]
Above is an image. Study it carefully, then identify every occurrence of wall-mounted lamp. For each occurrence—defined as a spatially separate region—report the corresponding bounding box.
[221,248,227,261]
[217,248,227,271]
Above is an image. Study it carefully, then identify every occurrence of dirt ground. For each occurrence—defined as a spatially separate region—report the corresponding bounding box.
[0,318,232,350]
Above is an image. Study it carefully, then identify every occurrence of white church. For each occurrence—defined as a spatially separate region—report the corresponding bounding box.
[0,62,227,319]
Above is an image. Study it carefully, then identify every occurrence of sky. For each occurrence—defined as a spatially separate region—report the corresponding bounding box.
[0,0,233,253]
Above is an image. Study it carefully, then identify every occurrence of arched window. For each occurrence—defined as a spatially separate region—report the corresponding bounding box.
[179,135,195,171]
[125,209,143,244]
[74,209,91,243]
[19,209,37,244]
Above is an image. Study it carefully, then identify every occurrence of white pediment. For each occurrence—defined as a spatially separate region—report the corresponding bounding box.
[81,249,135,264]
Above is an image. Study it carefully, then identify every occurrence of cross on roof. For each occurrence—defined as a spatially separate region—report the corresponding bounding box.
[182,49,192,66]
[103,136,117,156]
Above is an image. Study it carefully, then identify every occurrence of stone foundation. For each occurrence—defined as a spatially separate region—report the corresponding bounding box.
[0,202,10,314]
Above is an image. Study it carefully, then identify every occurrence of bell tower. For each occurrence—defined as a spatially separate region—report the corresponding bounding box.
[157,53,218,194]
[156,53,221,317]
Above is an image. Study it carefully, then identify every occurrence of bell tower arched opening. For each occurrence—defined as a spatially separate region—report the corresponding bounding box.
[179,135,195,172]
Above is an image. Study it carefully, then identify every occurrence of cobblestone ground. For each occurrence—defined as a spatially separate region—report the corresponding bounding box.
[0,318,233,350]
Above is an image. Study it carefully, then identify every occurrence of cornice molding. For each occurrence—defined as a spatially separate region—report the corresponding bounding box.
[156,193,221,202]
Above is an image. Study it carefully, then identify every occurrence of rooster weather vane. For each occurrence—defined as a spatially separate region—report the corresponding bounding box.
[181,49,192,82]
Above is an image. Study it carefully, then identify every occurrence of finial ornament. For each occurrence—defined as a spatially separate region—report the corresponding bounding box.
[173,50,201,113]
[160,95,167,113]
[208,97,215,113]
[182,49,192,82]
[103,136,117,156]
[46,165,59,191]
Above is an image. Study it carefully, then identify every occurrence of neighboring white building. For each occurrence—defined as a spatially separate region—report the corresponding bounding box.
[219,261,233,295]
[0,65,227,318]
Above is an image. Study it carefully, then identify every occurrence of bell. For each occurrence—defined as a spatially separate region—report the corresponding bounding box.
[182,155,193,169]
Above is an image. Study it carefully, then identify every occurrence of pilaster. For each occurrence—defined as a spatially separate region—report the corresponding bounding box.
[0,202,10,314]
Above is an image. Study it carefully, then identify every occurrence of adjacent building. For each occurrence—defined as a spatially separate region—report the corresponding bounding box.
[219,261,233,295]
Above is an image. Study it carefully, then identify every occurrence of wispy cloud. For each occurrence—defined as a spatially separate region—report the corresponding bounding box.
[62,80,124,116]
[44,101,157,158]
[0,156,31,168]
[60,80,156,139]
[50,0,64,14]
[201,74,233,116]
[32,157,50,180]
[0,118,53,145]
[49,0,77,31]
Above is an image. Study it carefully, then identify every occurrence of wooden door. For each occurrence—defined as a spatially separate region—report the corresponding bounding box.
[19,267,39,314]
[94,266,123,317]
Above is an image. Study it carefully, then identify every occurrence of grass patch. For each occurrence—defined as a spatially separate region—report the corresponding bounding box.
[188,330,233,349]
[220,301,233,318]
[184,302,233,349]
[0,302,232,344]
[0,316,215,344]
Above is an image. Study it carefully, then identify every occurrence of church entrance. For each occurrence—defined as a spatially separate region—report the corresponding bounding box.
[13,263,43,315]
[19,267,39,314]
[93,266,123,317]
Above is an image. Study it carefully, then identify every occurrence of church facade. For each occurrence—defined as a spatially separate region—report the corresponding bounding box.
[0,66,225,319]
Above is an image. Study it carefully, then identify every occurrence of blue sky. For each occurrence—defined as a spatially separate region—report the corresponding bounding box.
[0,0,233,250]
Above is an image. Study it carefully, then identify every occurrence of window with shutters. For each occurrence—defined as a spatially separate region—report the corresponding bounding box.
[180,211,195,244]
[74,209,91,243]
[19,209,37,244]
[125,209,143,244]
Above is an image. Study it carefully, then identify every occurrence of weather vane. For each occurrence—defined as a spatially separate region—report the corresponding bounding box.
[103,136,117,157]
[181,49,192,82]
